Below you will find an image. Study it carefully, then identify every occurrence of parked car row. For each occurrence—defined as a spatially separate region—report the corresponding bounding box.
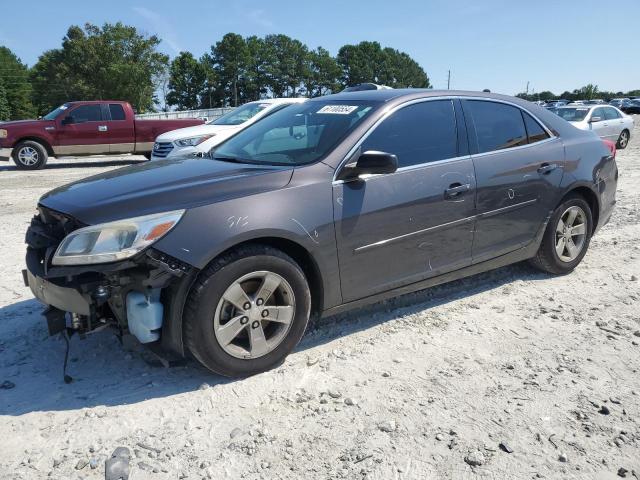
[546,104,634,149]
[23,89,618,376]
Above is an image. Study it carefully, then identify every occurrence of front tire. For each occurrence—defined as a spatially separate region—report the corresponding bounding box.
[529,194,593,275]
[12,141,48,170]
[617,129,630,149]
[184,245,311,377]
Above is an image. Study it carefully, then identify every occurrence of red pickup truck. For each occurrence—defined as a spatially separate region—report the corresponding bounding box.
[0,100,203,169]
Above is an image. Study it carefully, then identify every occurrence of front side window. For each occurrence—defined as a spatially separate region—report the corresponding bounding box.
[465,101,527,153]
[211,101,378,165]
[361,100,458,168]
[210,102,271,126]
[67,105,102,123]
[522,112,550,144]
[591,107,606,121]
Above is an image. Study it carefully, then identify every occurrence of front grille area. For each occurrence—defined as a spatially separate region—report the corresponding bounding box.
[152,141,174,158]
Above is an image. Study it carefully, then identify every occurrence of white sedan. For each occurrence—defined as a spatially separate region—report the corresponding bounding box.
[151,98,307,160]
[553,105,633,149]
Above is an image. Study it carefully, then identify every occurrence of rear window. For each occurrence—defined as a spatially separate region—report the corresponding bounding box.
[109,104,126,121]
[522,112,550,144]
[555,108,589,122]
[465,100,528,153]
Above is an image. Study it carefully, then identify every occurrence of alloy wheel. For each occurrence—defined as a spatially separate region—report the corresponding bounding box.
[619,131,629,148]
[18,146,39,166]
[213,271,295,359]
[555,206,587,262]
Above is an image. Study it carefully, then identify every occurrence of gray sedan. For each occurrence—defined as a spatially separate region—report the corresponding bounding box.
[24,90,617,377]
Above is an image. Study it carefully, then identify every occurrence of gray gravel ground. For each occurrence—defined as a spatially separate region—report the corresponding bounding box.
[1,123,639,480]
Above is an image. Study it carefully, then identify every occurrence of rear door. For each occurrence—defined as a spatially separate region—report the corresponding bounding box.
[462,99,564,263]
[602,106,624,140]
[56,104,112,155]
[104,104,135,154]
[334,99,476,302]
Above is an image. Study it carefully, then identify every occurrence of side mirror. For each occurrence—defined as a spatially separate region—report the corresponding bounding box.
[590,116,602,123]
[337,150,398,181]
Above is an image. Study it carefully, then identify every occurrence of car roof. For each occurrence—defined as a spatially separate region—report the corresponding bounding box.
[249,98,307,105]
[309,88,544,104]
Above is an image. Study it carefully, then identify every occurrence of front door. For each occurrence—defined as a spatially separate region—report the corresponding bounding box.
[56,104,113,155]
[461,99,565,262]
[334,99,476,302]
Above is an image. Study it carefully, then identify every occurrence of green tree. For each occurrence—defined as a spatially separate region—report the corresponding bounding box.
[574,84,599,100]
[166,52,206,110]
[337,41,429,89]
[0,46,35,119]
[263,34,308,97]
[0,82,10,121]
[211,33,250,106]
[30,23,168,114]
[303,47,341,97]
[244,36,274,101]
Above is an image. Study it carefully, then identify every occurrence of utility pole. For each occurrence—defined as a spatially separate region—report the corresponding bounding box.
[526,81,530,95]
[447,70,451,90]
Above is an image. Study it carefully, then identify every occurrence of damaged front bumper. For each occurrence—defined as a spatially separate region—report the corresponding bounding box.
[24,208,198,356]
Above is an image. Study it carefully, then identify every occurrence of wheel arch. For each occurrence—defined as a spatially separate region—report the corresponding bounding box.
[560,184,600,231]
[207,236,325,319]
[13,137,54,156]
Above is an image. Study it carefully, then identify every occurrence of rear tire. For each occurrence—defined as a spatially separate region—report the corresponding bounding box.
[617,129,630,149]
[184,245,311,377]
[12,141,48,170]
[529,194,593,275]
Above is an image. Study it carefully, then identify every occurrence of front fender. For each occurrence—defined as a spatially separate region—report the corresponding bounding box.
[153,178,341,311]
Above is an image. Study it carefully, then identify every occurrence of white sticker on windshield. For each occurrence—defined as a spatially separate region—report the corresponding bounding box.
[317,105,358,115]
[60,105,68,110]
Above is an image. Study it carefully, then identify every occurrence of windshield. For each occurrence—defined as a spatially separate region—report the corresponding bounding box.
[43,104,70,120]
[211,101,379,166]
[555,108,589,122]
[209,102,272,126]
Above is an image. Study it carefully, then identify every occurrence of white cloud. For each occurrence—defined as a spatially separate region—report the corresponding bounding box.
[132,6,182,54]
[245,8,275,29]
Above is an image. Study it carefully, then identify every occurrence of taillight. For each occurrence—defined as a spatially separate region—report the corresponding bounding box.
[602,139,616,159]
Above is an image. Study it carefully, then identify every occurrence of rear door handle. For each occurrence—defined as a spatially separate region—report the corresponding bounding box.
[537,163,558,175]
[444,183,471,199]
[98,125,108,132]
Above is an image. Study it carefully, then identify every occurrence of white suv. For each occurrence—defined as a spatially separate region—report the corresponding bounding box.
[151,98,307,160]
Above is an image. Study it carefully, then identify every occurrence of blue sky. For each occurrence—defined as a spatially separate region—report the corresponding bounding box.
[2,0,639,95]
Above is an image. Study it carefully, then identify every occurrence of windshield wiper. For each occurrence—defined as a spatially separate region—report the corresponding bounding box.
[211,155,259,165]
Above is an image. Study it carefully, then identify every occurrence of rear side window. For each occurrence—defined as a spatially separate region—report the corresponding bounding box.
[603,107,620,120]
[109,104,126,121]
[69,105,102,123]
[465,101,527,153]
[522,112,550,144]
[361,100,457,168]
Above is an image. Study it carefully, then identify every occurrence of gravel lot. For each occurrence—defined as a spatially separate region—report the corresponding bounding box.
[1,123,639,480]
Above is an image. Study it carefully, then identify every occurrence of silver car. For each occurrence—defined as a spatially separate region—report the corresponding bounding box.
[554,105,634,149]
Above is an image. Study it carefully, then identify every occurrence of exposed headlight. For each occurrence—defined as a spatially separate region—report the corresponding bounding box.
[52,210,185,266]
[0,129,7,139]
[174,135,214,147]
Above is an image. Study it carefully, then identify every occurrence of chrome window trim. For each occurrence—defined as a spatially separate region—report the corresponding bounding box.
[332,95,558,184]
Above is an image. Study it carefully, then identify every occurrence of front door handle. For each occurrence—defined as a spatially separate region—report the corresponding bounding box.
[537,163,558,175]
[444,183,471,199]
[98,125,108,132]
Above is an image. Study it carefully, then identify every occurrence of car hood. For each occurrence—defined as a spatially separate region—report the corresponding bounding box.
[155,123,239,142]
[39,158,294,225]
[1,119,54,129]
